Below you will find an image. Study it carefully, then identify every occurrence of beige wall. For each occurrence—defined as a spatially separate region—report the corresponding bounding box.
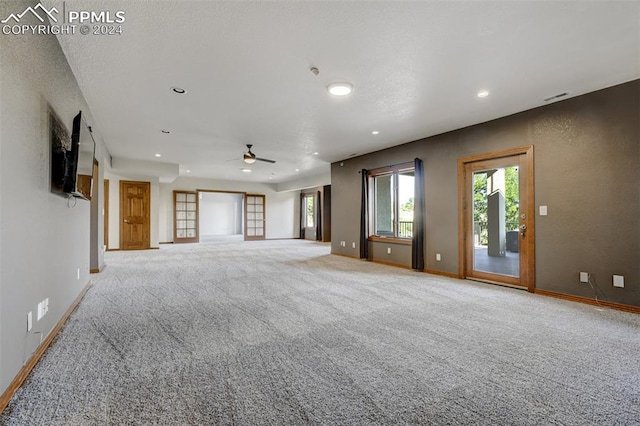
[0,0,109,393]
[331,80,640,307]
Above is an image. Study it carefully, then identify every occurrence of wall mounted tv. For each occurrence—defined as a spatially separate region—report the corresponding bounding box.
[50,110,96,200]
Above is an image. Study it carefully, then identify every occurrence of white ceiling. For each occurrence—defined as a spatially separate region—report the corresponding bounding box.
[54,1,640,184]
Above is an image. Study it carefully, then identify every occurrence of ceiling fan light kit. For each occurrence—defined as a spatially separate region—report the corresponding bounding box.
[243,144,276,164]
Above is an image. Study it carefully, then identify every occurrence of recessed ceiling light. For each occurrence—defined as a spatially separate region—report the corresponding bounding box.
[312,152,319,155]
[327,82,353,96]
[186,170,191,173]
[155,153,162,158]
[161,130,170,134]
[171,87,186,94]
[295,168,300,172]
[268,176,273,180]
[371,131,380,135]
[477,90,490,98]
[241,168,252,173]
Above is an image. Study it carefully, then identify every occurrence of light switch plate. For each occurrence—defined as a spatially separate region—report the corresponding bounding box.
[539,205,548,216]
[613,275,624,288]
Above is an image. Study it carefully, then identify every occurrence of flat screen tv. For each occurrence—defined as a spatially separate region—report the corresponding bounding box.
[63,111,96,200]
[50,110,69,197]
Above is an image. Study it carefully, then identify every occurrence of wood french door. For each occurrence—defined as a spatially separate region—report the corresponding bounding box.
[245,194,266,241]
[173,191,199,243]
[120,181,151,250]
[458,146,535,291]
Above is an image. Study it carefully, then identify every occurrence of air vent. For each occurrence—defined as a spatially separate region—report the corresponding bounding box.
[544,92,568,102]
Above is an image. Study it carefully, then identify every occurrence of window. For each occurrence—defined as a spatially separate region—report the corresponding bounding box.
[304,195,315,228]
[369,163,415,239]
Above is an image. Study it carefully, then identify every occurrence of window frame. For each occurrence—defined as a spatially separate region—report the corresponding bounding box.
[303,193,315,228]
[368,161,415,244]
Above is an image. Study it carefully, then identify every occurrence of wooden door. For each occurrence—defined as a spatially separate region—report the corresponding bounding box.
[458,146,535,291]
[245,194,266,241]
[120,181,150,250]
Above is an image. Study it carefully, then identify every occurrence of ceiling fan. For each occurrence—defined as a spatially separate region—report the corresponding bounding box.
[243,144,276,164]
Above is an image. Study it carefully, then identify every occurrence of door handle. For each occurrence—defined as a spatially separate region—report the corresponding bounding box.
[519,224,527,236]
[124,219,130,223]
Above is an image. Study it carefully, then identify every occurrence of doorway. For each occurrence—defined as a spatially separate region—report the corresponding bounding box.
[120,181,151,250]
[198,191,244,243]
[458,146,535,290]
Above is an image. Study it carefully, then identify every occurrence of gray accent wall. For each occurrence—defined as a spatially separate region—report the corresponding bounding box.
[0,2,109,395]
[332,80,639,307]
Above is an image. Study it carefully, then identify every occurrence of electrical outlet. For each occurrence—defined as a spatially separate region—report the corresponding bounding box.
[27,311,33,331]
[387,247,391,254]
[352,242,355,249]
[77,268,80,280]
[579,272,589,283]
[613,275,624,288]
[37,302,43,321]
[44,298,49,314]
[436,253,441,261]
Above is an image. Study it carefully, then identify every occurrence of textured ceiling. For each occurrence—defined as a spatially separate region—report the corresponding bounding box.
[53,1,640,183]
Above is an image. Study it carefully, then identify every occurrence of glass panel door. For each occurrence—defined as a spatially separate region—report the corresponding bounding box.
[459,147,535,290]
[174,191,199,243]
[245,194,266,241]
[472,165,520,278]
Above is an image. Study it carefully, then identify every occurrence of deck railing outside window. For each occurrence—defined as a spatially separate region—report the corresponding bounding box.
[398,221,413,238]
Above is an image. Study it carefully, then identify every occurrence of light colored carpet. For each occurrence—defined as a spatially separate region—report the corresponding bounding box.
[2,240,639,425]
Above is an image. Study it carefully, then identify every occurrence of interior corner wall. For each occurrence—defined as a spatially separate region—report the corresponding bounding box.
[159,177,299,242]
[0,5,109,395]
[331,80,640,307]
[104,171,160,249]
[90,157,107,271]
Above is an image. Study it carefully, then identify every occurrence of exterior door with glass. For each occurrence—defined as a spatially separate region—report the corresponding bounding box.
[459,147,535,290]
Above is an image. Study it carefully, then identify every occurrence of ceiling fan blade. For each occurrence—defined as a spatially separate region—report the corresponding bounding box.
[256,157,276,164]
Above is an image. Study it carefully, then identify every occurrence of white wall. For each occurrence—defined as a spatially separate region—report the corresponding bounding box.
[0,2,109,394]
[104,171,160,250]
[199,192,244,236]
[160,177,300,242]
